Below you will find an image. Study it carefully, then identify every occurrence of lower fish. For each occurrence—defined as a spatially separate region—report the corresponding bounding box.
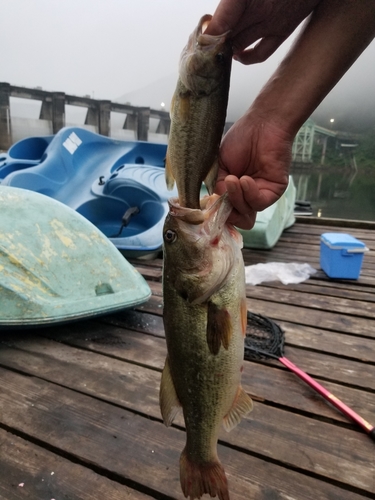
[160,193,253,500]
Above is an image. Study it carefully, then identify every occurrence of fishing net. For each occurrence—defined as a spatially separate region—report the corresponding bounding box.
[243,312,375,440]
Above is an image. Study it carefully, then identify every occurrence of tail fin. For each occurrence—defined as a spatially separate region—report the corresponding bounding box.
[180,448,229,500]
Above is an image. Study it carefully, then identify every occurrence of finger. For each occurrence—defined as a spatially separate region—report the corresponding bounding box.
[204,0,248,36]
[228,209,257,230]
[214,176,256,229]
[225,175,255,214]
[235,35,287,64]
[240,176,286,211]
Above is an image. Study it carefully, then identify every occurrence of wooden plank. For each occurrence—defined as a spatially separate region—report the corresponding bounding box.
[245,297,375,337]
[0,367,188,500]
[0,365,372,498]
[3,327,375,437]
[130,264,162,281]
[38,320,375,426]
[0,429,152,500]
[104,303,375,365]
[100,307,375,391]
[133,258,375,301]
[279,321,375,362]
[282,346,375,390]
[245,285,375,319]
[256,280,375,302]
[128,290,375,338]
[101,314,375,424]
[287,221,375,236]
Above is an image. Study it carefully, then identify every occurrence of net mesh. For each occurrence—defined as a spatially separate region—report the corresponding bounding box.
[244,312,285,361]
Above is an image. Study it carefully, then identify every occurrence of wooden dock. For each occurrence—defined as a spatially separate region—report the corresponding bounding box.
[0,219,374,500]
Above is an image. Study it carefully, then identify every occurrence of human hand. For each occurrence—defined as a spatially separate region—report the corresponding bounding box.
[205,0,321,63]
[214,109,292,229]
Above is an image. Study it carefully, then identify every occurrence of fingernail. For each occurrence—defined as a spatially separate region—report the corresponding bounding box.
[240,177,250,191]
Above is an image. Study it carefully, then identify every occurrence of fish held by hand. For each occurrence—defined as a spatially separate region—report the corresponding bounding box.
[165,15,233,209]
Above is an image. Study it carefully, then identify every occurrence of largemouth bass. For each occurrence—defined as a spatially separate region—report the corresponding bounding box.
[160,193,253,500]
[165,14,233,209]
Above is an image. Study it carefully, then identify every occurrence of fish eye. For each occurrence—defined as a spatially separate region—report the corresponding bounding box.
[164,229,177,243]
[215,52,225,64]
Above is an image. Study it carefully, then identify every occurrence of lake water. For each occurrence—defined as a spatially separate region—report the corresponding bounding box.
[290,166,375,222]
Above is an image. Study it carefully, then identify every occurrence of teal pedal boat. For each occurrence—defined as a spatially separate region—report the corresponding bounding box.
[0,186,151,328]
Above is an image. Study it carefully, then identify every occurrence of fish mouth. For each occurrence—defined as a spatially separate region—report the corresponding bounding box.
[189,14,230,54]
[196,14,230,48]
[168,193,232,244]
[201,193,232,244]
[179,14,231,93]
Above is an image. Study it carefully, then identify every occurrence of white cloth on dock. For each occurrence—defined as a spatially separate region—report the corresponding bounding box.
[245,262,317,286]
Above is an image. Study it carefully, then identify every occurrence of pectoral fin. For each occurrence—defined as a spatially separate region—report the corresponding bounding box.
[165,150,175,191]
[207,302,232,355]
[160,357,181,426]
[223,386,253,432]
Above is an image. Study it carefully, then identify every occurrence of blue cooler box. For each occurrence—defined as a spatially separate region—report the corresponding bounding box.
[320,233,369,279]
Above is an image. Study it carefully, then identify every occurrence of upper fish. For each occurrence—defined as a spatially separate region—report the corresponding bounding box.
[165,14,233,209]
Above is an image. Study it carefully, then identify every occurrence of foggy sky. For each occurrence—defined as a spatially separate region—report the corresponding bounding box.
[2,0,375,129]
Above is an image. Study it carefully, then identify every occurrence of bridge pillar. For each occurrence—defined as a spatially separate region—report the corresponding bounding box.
[98,100,111,137]
[0,82,12,150]
[40,96,53,120]
[137,107,150,141]
[85,105,98,128]
[52,92,65,133]
[124,113,137,134]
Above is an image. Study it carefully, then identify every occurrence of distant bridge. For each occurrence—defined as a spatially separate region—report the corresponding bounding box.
[0,82,171,150]
[0,83,359,165]
[292,118,359,165]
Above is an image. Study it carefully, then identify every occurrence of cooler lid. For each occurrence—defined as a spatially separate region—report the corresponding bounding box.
[321,233,368,251]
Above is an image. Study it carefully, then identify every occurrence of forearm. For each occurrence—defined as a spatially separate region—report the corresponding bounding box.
[249,0,375,136]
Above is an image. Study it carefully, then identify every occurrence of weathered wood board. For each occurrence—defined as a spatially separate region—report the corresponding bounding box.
[0,220,374,500]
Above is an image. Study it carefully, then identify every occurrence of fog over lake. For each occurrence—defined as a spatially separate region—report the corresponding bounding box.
[3,0,375,131]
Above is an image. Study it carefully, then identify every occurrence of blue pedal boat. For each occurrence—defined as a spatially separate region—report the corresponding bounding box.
[0,127,177,257]
[0,185,151,328]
